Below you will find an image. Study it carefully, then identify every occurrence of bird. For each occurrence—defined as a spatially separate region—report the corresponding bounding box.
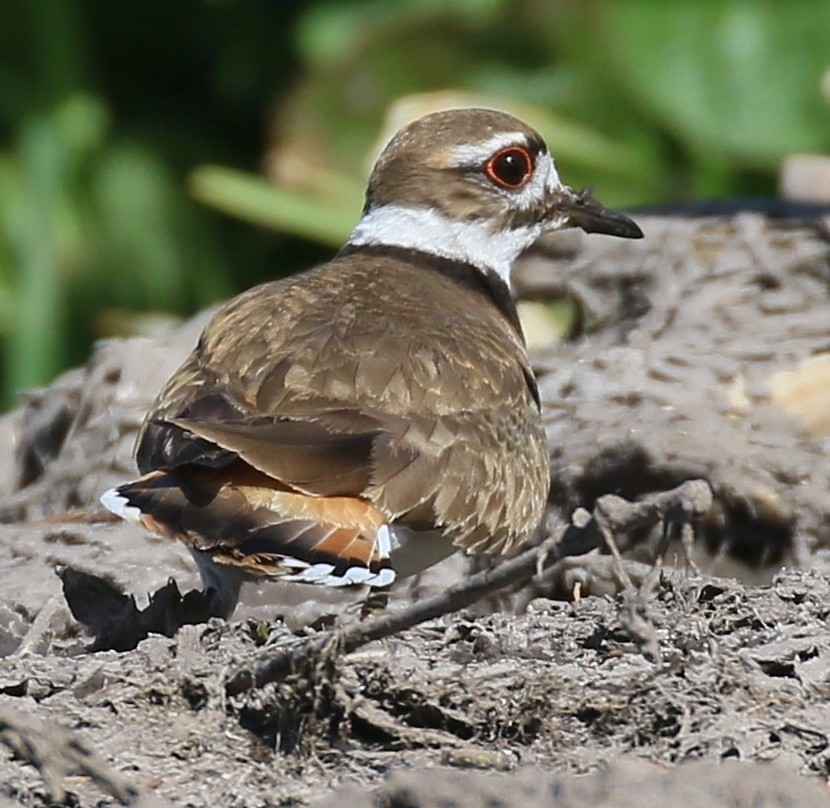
[101,108,643,619]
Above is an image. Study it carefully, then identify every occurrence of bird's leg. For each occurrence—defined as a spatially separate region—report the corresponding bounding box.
[359,584,391,618]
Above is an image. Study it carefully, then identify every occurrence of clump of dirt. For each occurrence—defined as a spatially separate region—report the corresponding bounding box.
[317,759,829,808]
[520,212,830,577]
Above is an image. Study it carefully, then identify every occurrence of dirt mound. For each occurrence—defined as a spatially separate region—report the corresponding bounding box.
[322,760,829,808]
[2,569,830,805]
[2,209,830,805]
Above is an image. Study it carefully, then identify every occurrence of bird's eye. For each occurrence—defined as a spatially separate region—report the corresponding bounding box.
[485,146,533,189]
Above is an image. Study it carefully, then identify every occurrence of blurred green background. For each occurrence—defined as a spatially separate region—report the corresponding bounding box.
[0,0,828,410]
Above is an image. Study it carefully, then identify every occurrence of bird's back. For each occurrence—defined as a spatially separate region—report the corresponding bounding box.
[138,248,549,553]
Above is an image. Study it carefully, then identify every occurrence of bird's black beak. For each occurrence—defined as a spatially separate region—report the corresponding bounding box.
[556,186,643,239]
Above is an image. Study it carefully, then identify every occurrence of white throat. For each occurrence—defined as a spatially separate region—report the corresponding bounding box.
[347,205,544,287]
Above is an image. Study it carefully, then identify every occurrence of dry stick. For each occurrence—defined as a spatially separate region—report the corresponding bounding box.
[0,707,139,805]
[12,595,62,657]
[225,479,713,696]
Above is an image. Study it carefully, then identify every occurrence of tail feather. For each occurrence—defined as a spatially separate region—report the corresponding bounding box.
[100,466,395,590]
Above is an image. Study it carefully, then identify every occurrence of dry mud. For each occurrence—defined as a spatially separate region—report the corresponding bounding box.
[1,210,830,805]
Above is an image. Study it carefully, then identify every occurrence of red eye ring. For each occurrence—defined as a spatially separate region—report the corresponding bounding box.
[485,146,534,189]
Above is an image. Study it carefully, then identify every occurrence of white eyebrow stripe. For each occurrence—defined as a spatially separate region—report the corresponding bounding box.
[450,131,531,166]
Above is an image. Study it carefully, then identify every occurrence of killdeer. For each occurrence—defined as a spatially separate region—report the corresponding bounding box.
[102,108,642,618]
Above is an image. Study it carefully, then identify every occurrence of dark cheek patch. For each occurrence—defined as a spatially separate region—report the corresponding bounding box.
[436,174,509,222]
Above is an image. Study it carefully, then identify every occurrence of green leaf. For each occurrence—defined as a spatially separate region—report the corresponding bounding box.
[5,116,67,401]
[601,0,830,165]
[189,166,359,247]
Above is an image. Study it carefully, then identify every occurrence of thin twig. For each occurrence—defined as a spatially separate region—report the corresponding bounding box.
[225,479,712,696]
[0,706,139,805]
[12,595,61,657]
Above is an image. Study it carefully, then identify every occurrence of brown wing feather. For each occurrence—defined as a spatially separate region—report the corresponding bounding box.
[167,415,383,496]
